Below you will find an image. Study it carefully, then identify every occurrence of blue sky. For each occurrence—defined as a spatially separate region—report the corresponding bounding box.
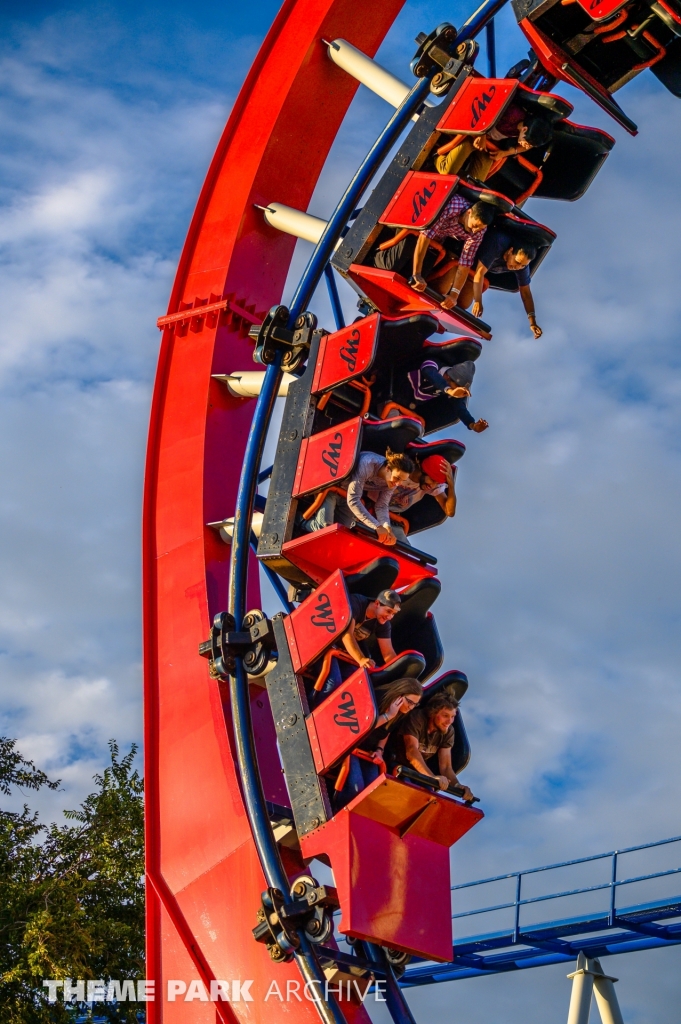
[1,1,680,1020]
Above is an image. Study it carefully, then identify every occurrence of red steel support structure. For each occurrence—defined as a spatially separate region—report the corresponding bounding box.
[142,0,554,1018]
[143,0,680,1019]
[143,3,407,1021]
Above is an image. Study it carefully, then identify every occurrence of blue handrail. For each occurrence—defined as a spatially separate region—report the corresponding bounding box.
[401,835,681,986]
[450,834,681,920]
[451,833,681,891]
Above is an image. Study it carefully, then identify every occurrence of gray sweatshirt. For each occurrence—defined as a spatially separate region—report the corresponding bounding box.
[345,452,392,531]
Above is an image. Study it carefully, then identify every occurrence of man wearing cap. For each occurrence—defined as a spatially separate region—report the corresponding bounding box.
[385,455,457,546]
[341,589,401,669]
[312,589,402,705]
[408,358,489,433]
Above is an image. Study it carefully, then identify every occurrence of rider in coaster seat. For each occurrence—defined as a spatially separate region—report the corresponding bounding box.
[311,588,404,705]
[360,577,443,683]
[381,454,457,547]
[387,691,476,802]
[408,358,488,434]
[372,195,495,312]
[300,448,415,545]
[471,227,543,338]
[422,668,471,772]
[368,335,481,433]
[333,676,423,811]
[434,108,553,181]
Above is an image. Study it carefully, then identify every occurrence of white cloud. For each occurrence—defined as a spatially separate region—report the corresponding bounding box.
[0,9,231,819]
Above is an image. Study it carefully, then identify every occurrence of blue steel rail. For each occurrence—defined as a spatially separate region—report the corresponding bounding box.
[225,4,514,1023]
[402,835,681,985]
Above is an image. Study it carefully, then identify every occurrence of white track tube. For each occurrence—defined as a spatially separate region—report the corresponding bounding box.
[325,38,435,117]
[209,513,264,544]
[593,979,625,1024]
[261,42,436,243]
[213,372,295,398]
[262,203,327,244]
[567,973,594,1024]
[567,955,595,1024]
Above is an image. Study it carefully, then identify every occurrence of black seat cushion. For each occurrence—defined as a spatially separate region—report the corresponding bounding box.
[421,337,482,367]
[344,557,400,598]
[407,438,466,465]
[451,711,471,774]
[361,415,424,454]
[369,651,426,685]
[422,669,469,703]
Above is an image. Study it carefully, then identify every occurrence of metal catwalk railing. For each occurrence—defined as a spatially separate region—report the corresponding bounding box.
[402,835,681,985]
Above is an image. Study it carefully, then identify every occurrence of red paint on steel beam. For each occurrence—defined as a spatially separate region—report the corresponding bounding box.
[156,298,264,330]
[143,1,406,1020]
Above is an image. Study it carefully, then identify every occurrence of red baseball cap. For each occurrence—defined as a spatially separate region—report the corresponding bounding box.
[421,455,450,483]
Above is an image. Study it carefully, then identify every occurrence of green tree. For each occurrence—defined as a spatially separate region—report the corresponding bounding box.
[0,739,145,1023]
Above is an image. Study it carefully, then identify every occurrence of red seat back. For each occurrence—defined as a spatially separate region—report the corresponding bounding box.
[379,171,459,230]
[283,568,351,672]
[283,524,437,589]
[292,417,361,497]
[311,313,380,393]
[307,667,377,773]
[436,77,518,135]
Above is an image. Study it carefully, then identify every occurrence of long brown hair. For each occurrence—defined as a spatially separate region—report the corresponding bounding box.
[384,448,415,474]
[374,677,423,715]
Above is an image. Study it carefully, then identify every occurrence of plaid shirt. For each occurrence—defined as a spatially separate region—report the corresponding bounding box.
[423,194,486,268]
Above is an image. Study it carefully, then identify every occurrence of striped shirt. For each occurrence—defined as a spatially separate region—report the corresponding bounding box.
[423,194,487,268]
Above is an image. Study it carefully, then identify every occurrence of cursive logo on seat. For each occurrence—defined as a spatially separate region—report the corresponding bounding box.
[321,432,343,477]
[470,85,497,129]
[333,692,360,733]
[339,327,361,372]
[310,593,337,632]
[411,180,438,223]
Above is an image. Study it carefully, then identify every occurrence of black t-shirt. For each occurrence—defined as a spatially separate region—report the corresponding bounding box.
[349,594,392,643]
[388,708,455,767]
[476,229,532,287]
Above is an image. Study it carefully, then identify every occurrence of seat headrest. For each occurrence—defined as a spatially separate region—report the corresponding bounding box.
[423,669,469,703]
[515,85,573,122]
[362,416,424,454]
[407,438,466,465]
[422,337,483,365]
[478,191,514,214]
[392,577,442,619]
[456,181,514,214]
[499,213,556,248]
[344,557,400,598]
[369,651,427,686]
[380,313,441,345]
